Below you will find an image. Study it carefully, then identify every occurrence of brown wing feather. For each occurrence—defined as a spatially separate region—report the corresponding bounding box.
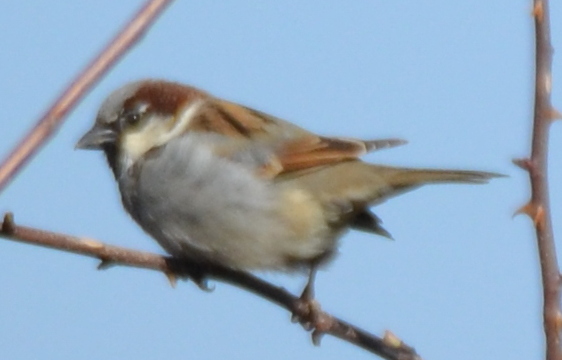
[276,137,406,173]
[187,100,268,137]
[187,98,296,138]
[187,98,406,177]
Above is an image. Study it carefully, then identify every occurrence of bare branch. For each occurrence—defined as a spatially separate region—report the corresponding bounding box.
[0,213,422,360]
[516,1,562,358]
[0,0,174,194]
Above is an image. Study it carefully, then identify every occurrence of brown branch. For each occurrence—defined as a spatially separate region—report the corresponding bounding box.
[0,213,421,360]
[514,1,562,359]
[0,0,173,194]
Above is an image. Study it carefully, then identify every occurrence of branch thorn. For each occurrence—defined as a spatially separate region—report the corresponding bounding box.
[550,107,562,120]
[533,1,544,21]
[165,272,177,288]
[514,202,533,218]
[97,258,115,270]
[513,158,532,171]
[514,202,546,227]
[311,329,325,346]
[383,330,403,348]
[1,212,15,234]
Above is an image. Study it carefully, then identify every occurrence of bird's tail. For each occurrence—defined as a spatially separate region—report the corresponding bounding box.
[348,165,502,237]
[379,167,501,188]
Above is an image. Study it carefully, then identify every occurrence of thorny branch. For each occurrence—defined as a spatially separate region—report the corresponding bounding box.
[514,1,562,359]
[0,213,421,360]
[0,0,173,194]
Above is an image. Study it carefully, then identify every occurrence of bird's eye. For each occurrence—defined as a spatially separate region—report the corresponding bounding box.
[119,102,149,129]
[125,112,141,125]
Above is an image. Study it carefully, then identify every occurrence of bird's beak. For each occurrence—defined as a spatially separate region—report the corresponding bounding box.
[75,125,117,150]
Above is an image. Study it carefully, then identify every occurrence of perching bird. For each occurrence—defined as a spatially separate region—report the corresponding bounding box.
[77,79,499,295]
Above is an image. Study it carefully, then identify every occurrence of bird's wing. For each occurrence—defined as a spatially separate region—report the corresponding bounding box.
[188,98,405,178]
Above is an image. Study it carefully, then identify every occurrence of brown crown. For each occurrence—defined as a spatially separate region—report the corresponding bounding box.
[123,80,206,115]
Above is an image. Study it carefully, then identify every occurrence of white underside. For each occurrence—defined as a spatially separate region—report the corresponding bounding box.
[117,134,332,270]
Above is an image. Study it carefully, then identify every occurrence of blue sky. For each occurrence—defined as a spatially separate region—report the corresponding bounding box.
[0,1,559,359]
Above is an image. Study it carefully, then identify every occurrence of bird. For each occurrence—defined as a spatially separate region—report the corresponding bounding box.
[76,79,499,297]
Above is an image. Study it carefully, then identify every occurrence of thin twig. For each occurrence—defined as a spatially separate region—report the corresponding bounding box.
[0,213,421,360]
[0,0,173,194]
[514,1,561,359]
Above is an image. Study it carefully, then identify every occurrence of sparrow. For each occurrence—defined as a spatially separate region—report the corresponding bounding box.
[76,79,498,292]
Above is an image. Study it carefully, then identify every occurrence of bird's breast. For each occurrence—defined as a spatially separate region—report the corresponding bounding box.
[116,135,333,270]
